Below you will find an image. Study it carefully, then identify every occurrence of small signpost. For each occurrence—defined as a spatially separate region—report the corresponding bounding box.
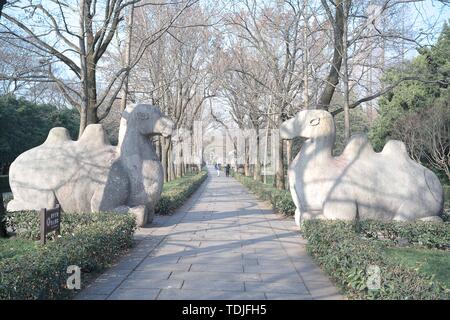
[40,204,61,244]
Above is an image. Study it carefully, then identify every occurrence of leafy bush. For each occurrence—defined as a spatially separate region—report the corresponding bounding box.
[156,170,207,215]
[357,220,450,250]
[0,212,136,299]
[5,211,133,242]
[302,220,449,300]
[233,173,296,216]
[0,95,79,167]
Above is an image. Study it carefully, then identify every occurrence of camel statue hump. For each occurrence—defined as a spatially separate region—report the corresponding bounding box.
[341,133,375,158]
[43,127,72,145]
[78,124,111,147]
[381,140,408,158]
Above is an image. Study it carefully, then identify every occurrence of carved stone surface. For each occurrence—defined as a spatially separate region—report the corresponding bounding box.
[280,109,444,226]
[7,104,174,227]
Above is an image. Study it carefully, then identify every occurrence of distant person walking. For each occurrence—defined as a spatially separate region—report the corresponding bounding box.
[215,163,220,177]
[225,164,230,177]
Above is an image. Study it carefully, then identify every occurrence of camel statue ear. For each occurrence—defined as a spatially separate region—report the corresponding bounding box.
[310,118,320,126]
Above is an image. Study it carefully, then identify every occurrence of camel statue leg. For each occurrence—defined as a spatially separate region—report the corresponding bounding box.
[111,205,148,227]
[288,183,303,227]
[323,199,358,221]
[394,202,443,223]
[146,203,155,224]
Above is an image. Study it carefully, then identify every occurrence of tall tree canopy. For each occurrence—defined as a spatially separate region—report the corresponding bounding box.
[0,95,79,170]
[369,22,450,180]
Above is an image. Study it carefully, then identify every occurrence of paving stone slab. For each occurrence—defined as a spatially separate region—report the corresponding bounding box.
[75,167,342,300]
[169,271,262,282]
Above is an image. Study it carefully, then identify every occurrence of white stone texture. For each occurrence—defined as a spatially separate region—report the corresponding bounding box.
[7,104,174,226]
[280,110,444,225]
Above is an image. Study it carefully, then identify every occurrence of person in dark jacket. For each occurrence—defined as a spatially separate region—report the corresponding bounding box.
[225,164,231,177]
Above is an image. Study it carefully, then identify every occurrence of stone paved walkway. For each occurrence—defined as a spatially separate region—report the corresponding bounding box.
[75,167,343,300]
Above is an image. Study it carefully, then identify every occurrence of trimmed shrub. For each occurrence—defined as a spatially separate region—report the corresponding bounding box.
[302,220,449,300]
[156,170,207,215]
[0,212,136,299]
[357,220,450,250]
[233,173,296,216]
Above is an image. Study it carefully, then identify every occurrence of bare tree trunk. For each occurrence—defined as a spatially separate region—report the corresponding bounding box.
[79,104,98,138]
[244,138,250,176]
[120,3,135,112]
[0,0,6,18]
[342,0,351,141]
[318,0,345,110]
[169,141,175,181]
[161,137,170,182]
[303,0,310,109]
[254,129,262,182]
[263,127,269,184]
[272,172,276,188]
[177,141,183,178]
[82,3,99,136]
[78,0,90,138]
[276,136,285,190]
[286,140,293,167]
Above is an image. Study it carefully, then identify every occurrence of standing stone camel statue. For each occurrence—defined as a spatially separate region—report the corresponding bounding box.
[280,109,444,226]
[7,104,175,227]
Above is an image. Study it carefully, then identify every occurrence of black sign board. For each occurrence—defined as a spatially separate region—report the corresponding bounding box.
[40,204,61,244]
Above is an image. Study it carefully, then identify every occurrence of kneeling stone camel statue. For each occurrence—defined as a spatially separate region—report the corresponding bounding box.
[7,104,175,227]
[280,109,444,226]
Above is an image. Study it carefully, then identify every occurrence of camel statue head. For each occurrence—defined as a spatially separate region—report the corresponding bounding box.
[122,103,175,137]
[280,109,335,140]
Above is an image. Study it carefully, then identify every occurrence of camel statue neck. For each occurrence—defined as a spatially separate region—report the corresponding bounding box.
[302,123,335,161]
[117,118,158,161]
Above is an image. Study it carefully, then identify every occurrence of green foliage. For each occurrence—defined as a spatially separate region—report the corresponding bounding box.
[0,95,79,166]
[357,220,450,250]
[0,211,136,299]
[384,247,450,289]
[0,238,38,260]
[332,108,371,155]
[156,170,208,215]
[0,175,9,193]
[5,211,134,242]
[369,24,450,182]
[302,220,449,299]
[234,173,296,216]
[0,190,6,237]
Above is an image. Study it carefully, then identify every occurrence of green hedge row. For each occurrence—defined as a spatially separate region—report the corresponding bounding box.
[5,211,134,242]
[156,170,208,215]
[302,220,449,300]
[233,173,296,216]
[357,220,450,250]
[0,212,136,299]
